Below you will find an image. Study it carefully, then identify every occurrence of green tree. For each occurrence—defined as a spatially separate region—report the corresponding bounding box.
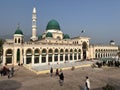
[0,39,4,56]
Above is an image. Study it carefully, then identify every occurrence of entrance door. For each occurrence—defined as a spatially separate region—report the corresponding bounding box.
[83,50,86,59]
[82,42,87,60]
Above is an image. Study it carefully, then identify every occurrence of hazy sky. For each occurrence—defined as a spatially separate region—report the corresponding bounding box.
[0,0,120,44]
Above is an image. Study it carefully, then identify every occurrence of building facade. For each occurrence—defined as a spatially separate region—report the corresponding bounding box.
[2,7,118,66]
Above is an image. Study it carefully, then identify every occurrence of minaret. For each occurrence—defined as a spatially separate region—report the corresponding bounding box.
[31,7,37,41]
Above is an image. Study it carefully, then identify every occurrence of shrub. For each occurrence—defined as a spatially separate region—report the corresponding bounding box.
[91,63,96,68]
[71,66,75,71]
[102,84,115,90]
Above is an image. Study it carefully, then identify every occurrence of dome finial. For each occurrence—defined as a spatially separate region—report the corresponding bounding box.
[17,23,20,29]
[14,23,23,35]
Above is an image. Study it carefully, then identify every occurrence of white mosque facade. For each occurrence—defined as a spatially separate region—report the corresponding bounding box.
[2,7,118,66]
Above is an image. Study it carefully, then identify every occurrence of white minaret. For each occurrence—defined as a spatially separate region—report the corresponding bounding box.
[31,7,37,41]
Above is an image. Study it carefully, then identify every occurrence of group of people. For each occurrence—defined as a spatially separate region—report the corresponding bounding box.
[0,64,14,79]
[50,67,91,89]
[50,67,64,86]
[96,60,120,68]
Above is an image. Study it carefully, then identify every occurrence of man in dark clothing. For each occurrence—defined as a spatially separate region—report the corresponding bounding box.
[50,67,53,77]
[55,68,59,76]
[59,69,64,86]
[11,65,14,77]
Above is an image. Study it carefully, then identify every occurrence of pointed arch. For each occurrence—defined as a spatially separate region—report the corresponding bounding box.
[26,48,32,64]
[41,49,47,63]
[48,49,53,62]
[17,49,20,63]
[18,38,20,43]
[82,42,88,59]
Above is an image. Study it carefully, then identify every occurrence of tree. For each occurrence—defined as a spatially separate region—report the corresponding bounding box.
[0,39,5,56]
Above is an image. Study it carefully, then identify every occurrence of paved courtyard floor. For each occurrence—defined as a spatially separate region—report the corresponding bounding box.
[0,63,120,90]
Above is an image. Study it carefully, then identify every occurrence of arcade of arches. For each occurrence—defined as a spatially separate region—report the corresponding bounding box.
[5,48,82,65]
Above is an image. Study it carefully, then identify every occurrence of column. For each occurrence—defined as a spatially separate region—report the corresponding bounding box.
[52,54,54,63]
[46,54,48,64]
[2,56,6,65]
[32,55,34,65]
[39,55,41,65]
[63,53,65,62]
[24,56,26,64]
[68,54,70,62]
[81,52,83,60]
[58,54,60,63]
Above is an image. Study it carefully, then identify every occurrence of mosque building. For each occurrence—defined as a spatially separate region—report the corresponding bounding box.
[2,7,118,66]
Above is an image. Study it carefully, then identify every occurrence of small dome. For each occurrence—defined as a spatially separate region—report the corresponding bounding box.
[46,32,53,37]
[14,27,23,35]
[63,34,70,39]
[109,40,115,45]
[38,35,42,40]
[110,40,114,43]
[46,19,60,30]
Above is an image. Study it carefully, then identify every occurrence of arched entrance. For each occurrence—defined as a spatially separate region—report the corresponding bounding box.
[26,49,32,64]
[54,49,59,62]
[48,49,53,63]
[41,49,47,63]
[17,49,20,63]
[34,49,40,64]
[6,49,13,64]
[82,42,87,60]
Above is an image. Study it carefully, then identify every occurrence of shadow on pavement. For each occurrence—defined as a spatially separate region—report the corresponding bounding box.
[92,85,120,90]
[79,85,102,90]
[0,80,21,90]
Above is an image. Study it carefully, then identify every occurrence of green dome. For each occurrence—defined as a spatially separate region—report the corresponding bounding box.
[38,35,42,40]
[110,40,114,42]
[14,27,23,35]
[46,19,60,30]
[63,34,70,39]
[46,32,53,37]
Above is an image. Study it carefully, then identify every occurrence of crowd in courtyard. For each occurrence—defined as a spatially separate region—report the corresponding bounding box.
[0,63,14,78]
[0,60,120,90]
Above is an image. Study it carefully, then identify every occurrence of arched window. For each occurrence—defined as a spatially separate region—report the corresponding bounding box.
[74,49,77,60]
[34,49,39,55]
[6,49,12,55]
[34,49,40,63]
[15,38,17,43]
[18,38,20,43]
[54,49,59,53]
[60,49,64,61]
[42,49,47,63]
[54,49,59,62]
[65,49,68,61]
[70,49,73,60]
[95,53,97,58]
[82,42,87,50]
[48,49,53,62]
[6,49,13,64]
[26,49,32,64]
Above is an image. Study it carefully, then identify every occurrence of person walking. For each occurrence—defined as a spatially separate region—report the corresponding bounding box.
[8,68,11,79]
[55,68,59,76]
[59,69,64,86]
[85,76,90,90]
[50,67,53,77]
[11,65,14,77]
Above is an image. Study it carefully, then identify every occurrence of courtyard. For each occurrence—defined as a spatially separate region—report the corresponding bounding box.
[0,64,120,90]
